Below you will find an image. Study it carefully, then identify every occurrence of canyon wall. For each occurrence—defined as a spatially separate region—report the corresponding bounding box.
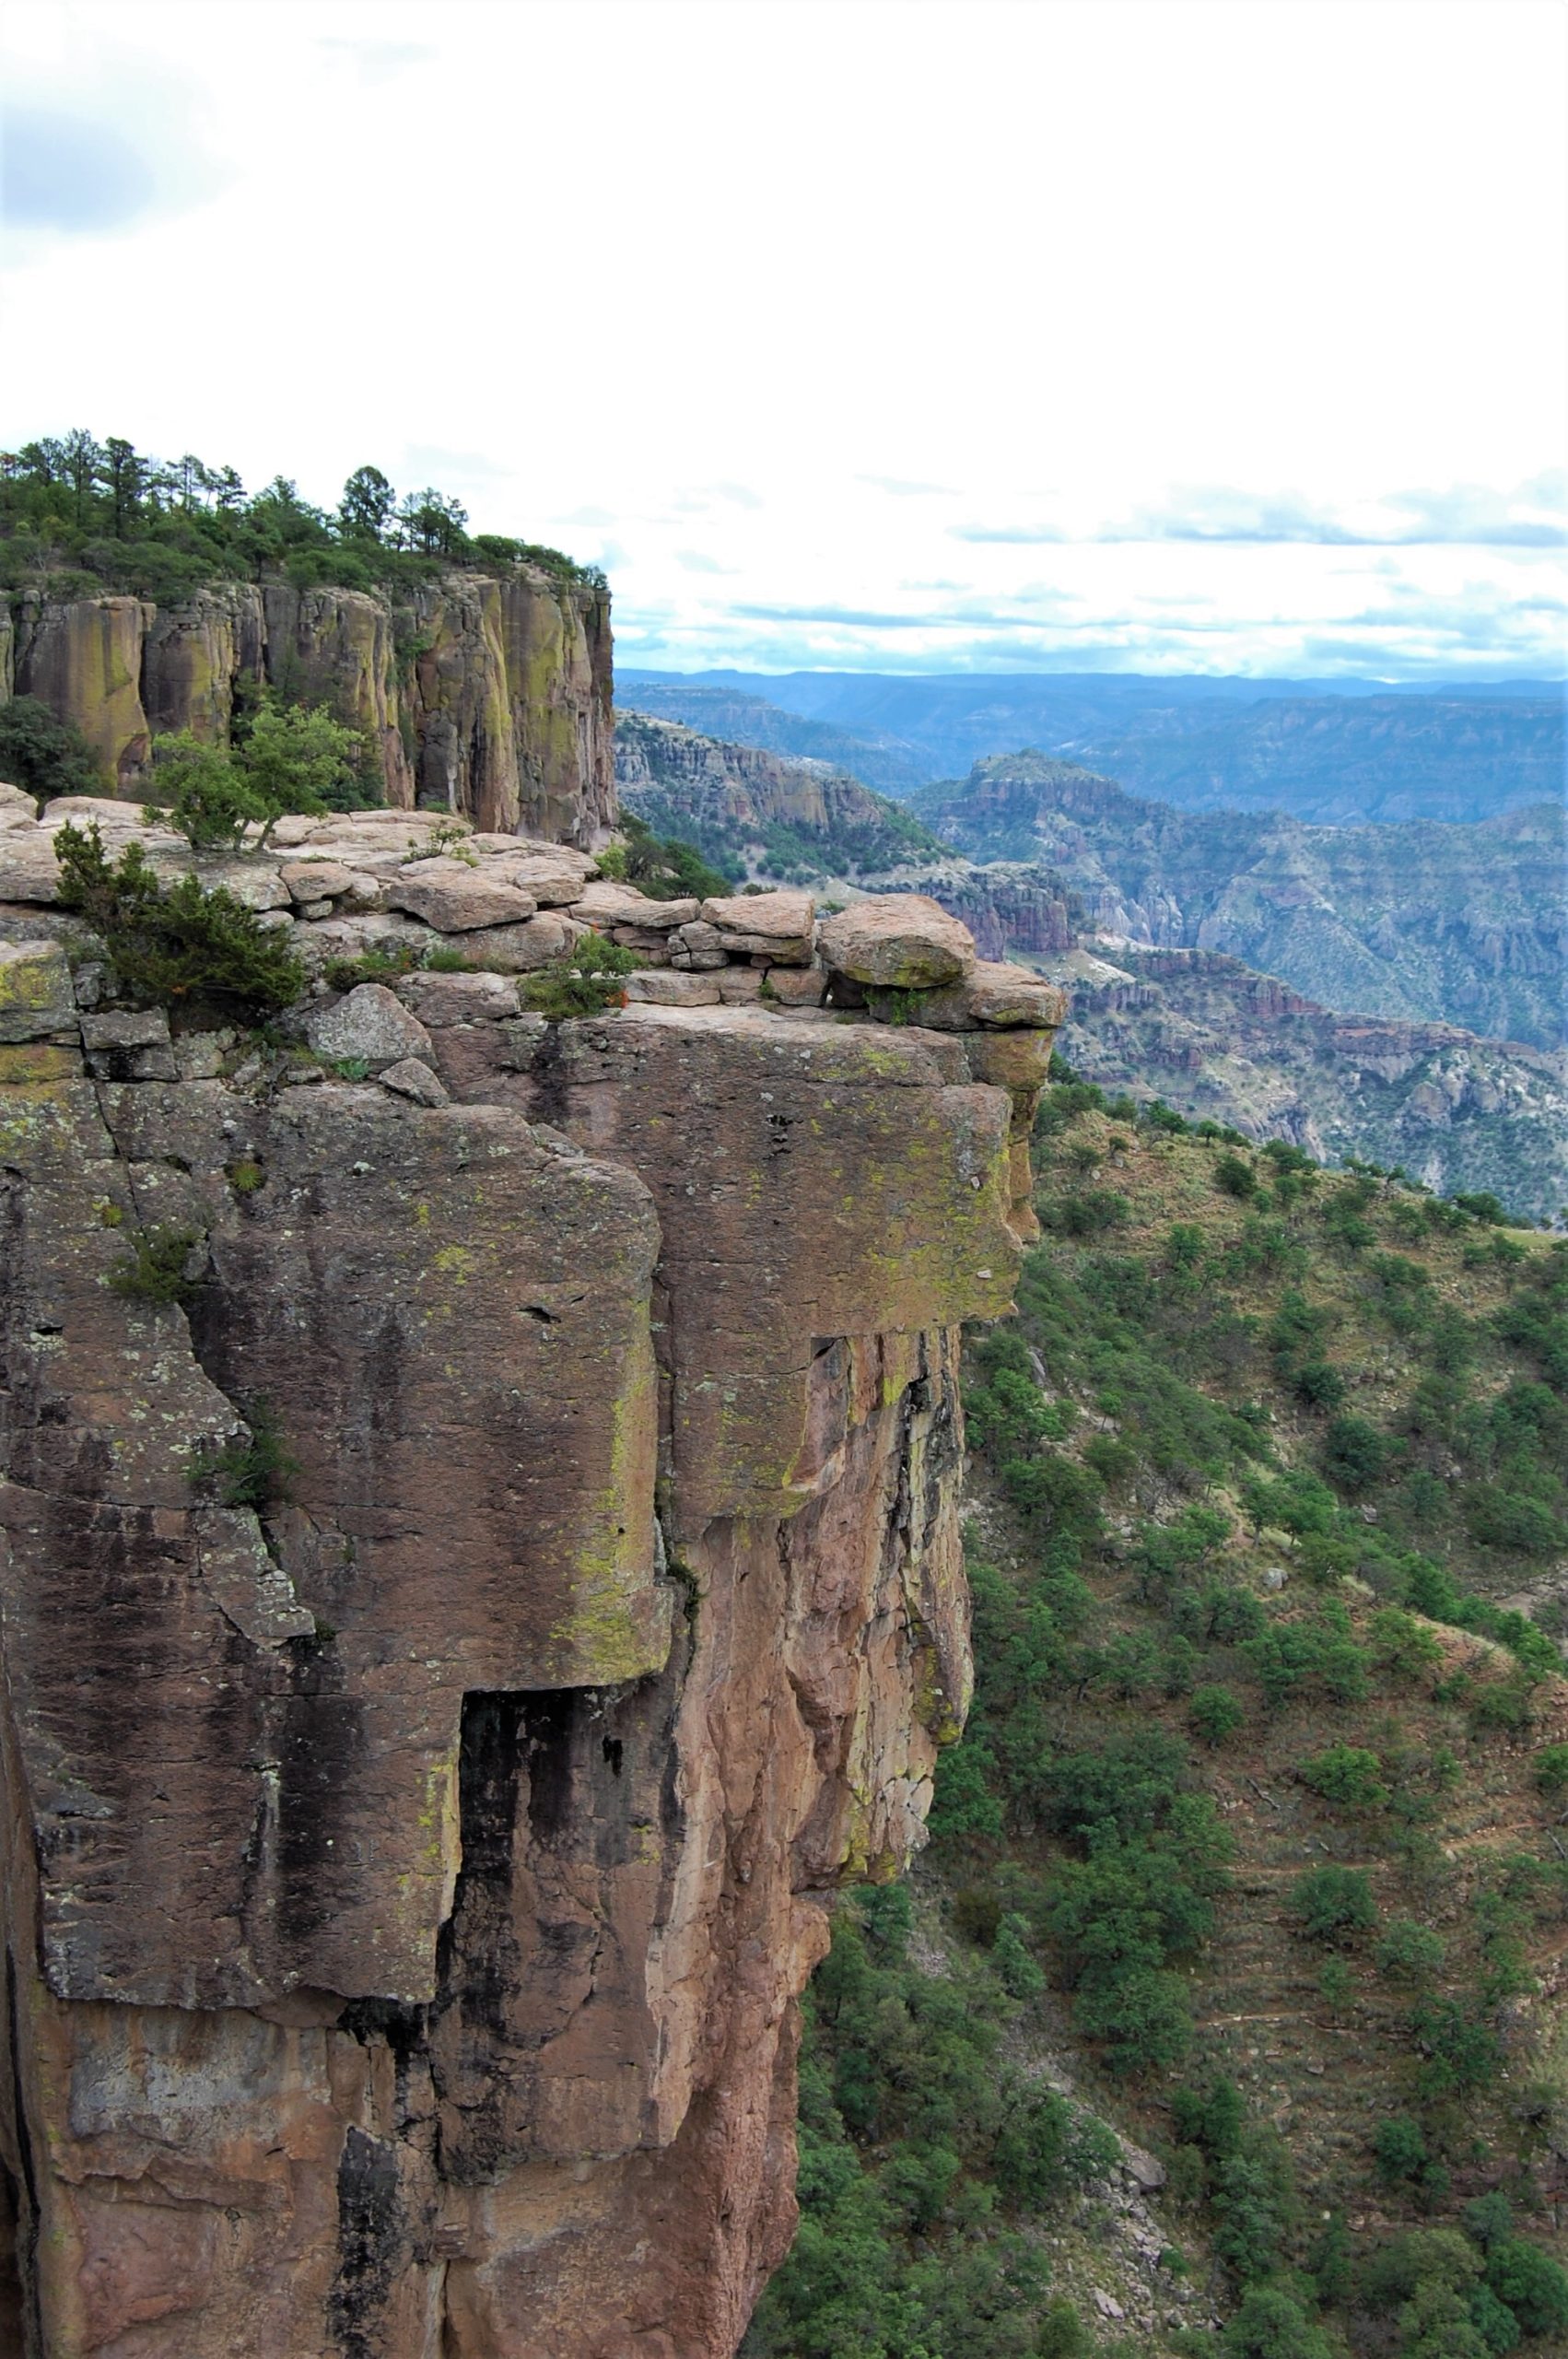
[1053,945,1568,1221]
[0,800,1059,2356]
[913,754,1566,1052]
[614,711,1074,957]
[6,570,614,845]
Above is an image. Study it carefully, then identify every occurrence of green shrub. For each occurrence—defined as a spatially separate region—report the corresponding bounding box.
[1374,1918,1446,1984]
[1453,1191,1509,1226]
[1371,1607,1445,1684]
[611,809,733,901]
[0,693,101,799]
[991,1914,1045,2000]
[107,1223,202,1305]
[1293,1358,1348,1411]
[1322,1412,1390,1491]
[55,823,306,1016]
[1036,2298,1091,2359]
[1217,2286,1331,2358]
[1299,1743,1389,1813]
[1464,1485,1566,1557]
[951,1884,1002,1945]
[1072,1962,1192,2076]
[148,729,284,851]
[516,933,643,1019]
[1041,1188,1130,1238]
[1462,2194,1515,2252]
[1484,2238,1568,2338]
[1290,1865,1377,1943]
[1189,1684,1246,1747]
[1318,1955,1354,2013]
[1531,1743,1568,1797]
[1410,1998,1504,2099]
[187,1398,299,1510]
[239,699,370,817]
[322,943,421,992]
[1214,1154,1258,1200]
[1211,2145,1296,2280]
[1373,2116,1443,2194]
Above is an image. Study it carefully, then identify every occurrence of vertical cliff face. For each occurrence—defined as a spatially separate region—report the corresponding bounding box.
[6,568,614,845]
[0,830,1056,2355]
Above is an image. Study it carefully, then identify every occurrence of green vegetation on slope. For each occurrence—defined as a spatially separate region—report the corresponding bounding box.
[755,1081,1568,2357]
[0,431,603,603]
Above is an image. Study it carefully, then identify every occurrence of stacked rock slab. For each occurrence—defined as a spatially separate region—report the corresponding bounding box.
[0,827,1060,2354]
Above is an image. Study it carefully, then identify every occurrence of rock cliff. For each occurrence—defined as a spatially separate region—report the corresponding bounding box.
[911,754,1566,1051]
[0,799,1059,2356]
[5,569,614,845]
[1050,944,1568,1222]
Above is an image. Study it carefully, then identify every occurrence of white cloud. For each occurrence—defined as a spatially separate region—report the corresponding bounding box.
[0,0,1562,676]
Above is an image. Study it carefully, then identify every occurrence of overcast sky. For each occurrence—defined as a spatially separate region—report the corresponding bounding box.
[3,0,1564,678]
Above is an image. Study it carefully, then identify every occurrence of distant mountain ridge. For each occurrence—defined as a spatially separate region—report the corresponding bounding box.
[910,753,1565,1050]
[619,668,1564,826]
[1052,945,1568,1222]
[614,680,927,796]
[614,710,941,877]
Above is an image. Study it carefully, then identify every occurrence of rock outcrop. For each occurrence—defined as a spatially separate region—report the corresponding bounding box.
[0,820,1059,2353]
[6,568,614,844]
[1049,943,1568,1222]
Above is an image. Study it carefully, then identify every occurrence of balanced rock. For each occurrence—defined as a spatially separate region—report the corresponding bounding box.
[305,982,435,1069]
[378,1057,451,1107]
[385,859,539,933]
[700,889,814,943]
[572,881,698,931]
[279,860,380,908]
[888,961,1067,1031]
[495,852,600,907]
[394,970,521,1026]
[623,969,723,1006]
[0,829,62,904]
[763,966,828,1007]
[817,895,976,989]
[459,912,581,971]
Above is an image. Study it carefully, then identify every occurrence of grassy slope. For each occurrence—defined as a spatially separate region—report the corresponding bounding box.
[748,1087,1568,2359]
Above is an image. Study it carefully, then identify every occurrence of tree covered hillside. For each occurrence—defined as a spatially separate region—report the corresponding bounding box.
[750,1086,1568,2359]
[0,429,602,604]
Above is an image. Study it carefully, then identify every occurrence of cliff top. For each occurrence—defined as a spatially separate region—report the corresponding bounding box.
[2,430,606,608]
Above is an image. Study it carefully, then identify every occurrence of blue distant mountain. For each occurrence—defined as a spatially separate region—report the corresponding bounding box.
[616,669,1565,825]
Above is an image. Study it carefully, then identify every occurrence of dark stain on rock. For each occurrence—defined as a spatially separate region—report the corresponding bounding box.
[327,2125,404,2359]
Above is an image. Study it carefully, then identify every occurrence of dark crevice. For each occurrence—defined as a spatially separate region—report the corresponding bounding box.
[526,1020,571,1128]
[4,1950,41,2359]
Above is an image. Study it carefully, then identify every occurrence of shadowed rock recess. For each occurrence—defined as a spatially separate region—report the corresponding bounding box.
[0,727,1060,2347]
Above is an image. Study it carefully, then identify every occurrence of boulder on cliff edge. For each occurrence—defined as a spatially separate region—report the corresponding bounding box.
[817,894,977,989]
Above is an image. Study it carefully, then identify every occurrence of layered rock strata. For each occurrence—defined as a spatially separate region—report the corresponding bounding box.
[0,818,1059,2354]
[6,570,614,843]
